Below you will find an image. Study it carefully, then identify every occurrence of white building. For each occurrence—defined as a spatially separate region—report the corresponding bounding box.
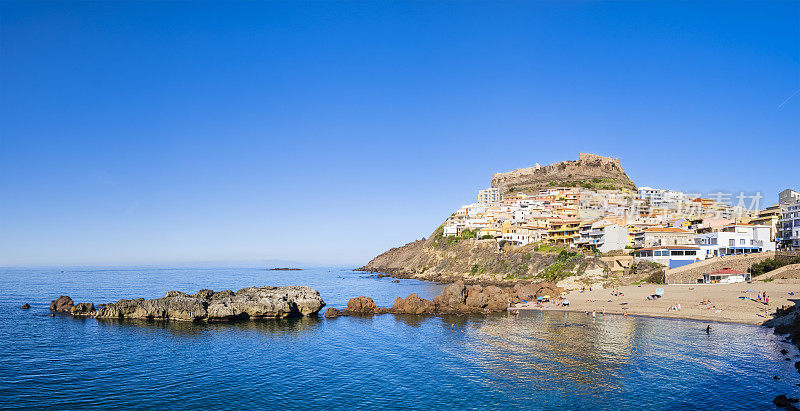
[443,225,459,236]
[632,245,704,269]
[478,188,503,205]
[502,226,546,246]
[694,224,775,258]
[580,224,629,253]
[701,268,749,284]
[637,187,692,209]
[634,227,695,248]
[778,202,800,250]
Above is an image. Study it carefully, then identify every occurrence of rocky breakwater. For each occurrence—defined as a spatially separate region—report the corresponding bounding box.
[49,286,326,322]
[339,281,562,316]
[766,304,800,346]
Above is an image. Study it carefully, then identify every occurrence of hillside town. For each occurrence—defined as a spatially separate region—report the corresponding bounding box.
[442,184,800,279]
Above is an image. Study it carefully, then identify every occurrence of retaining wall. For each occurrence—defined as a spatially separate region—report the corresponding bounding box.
[665,252,775,284]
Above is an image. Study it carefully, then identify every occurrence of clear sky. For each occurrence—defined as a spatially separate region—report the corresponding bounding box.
[1,1,798,267]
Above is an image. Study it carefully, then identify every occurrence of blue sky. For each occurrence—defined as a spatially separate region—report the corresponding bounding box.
[1,1,798,267]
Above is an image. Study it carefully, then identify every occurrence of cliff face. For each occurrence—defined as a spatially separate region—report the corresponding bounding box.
[358,225,625,285]
[491,153,636,194]
[359,236,560,284]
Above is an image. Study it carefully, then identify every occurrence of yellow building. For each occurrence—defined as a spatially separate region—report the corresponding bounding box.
[547,219,581,245]
[477,227,501,238]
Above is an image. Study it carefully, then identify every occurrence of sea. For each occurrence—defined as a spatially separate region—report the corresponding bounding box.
[0,266,796,410]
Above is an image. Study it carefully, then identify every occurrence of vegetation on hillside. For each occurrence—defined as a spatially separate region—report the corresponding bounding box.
[750,257,800,277]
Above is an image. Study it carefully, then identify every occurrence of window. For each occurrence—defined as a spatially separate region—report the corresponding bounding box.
[740,239,745,245]
[686,251,696,256]
[729,239,735,247]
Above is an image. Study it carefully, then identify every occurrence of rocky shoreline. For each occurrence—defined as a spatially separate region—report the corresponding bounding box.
[49,286,326,322]
[324,281,562,318]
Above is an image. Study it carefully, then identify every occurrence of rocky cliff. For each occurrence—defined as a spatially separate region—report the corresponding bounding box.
[491,153,636,194]
[358,227,632,286]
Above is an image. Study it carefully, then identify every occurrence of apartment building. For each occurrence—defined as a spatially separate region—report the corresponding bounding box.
[633,227,695,248]
[778,202,800,250]
[694,224,775,258]
[477,187,503,205]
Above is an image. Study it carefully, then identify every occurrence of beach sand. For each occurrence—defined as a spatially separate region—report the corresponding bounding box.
[510,279,800,325]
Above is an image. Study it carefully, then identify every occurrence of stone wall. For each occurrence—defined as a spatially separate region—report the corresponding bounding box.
[665,252,776,284]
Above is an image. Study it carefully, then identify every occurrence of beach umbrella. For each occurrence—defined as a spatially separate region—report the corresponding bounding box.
[655,288,664,296]
[536,296,544,301]
[746,289,755,292]
[543,295,551,299]
[562,299,570,305]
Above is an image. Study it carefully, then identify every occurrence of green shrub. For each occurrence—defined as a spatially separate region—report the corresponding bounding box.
[537,251,583,282]
[460,228,477,239]
[750,257,800,277]
[647,270,665,284]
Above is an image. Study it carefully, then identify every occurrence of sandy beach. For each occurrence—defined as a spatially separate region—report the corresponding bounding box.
[510,279,800,325]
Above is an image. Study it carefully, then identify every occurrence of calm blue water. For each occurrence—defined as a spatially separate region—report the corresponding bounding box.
[0,266,796,410]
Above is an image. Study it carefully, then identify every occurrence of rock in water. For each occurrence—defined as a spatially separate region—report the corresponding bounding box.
[20,303,30,309]
[773,395,800,409]
[324,308,341,318]
[433,281,467,308]
[392,293,434,315]
[345,296,378,314]
[50,296,74,313]
[71,303,95,315]
[53,286,325,322]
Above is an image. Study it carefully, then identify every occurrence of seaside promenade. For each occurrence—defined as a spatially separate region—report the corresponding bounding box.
[510,280,800,325]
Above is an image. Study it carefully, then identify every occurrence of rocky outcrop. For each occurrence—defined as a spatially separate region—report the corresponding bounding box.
[324,308,341,318]
[491,153,636,194]
[773,395,800,410]
[20,303,30,309]
[344,281,562,317]
[50,296,74,313]
[71,302,95,315]
[343,296,390,315]
[392,293,435,314]
[50,286,326,322]
[359,235,620,286]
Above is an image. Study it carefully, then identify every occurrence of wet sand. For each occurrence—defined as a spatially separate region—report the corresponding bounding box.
[510,279,800,325]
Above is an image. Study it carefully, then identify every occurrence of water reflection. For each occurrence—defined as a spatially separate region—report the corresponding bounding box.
[450,312,660,396]
[94,315,323,336]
